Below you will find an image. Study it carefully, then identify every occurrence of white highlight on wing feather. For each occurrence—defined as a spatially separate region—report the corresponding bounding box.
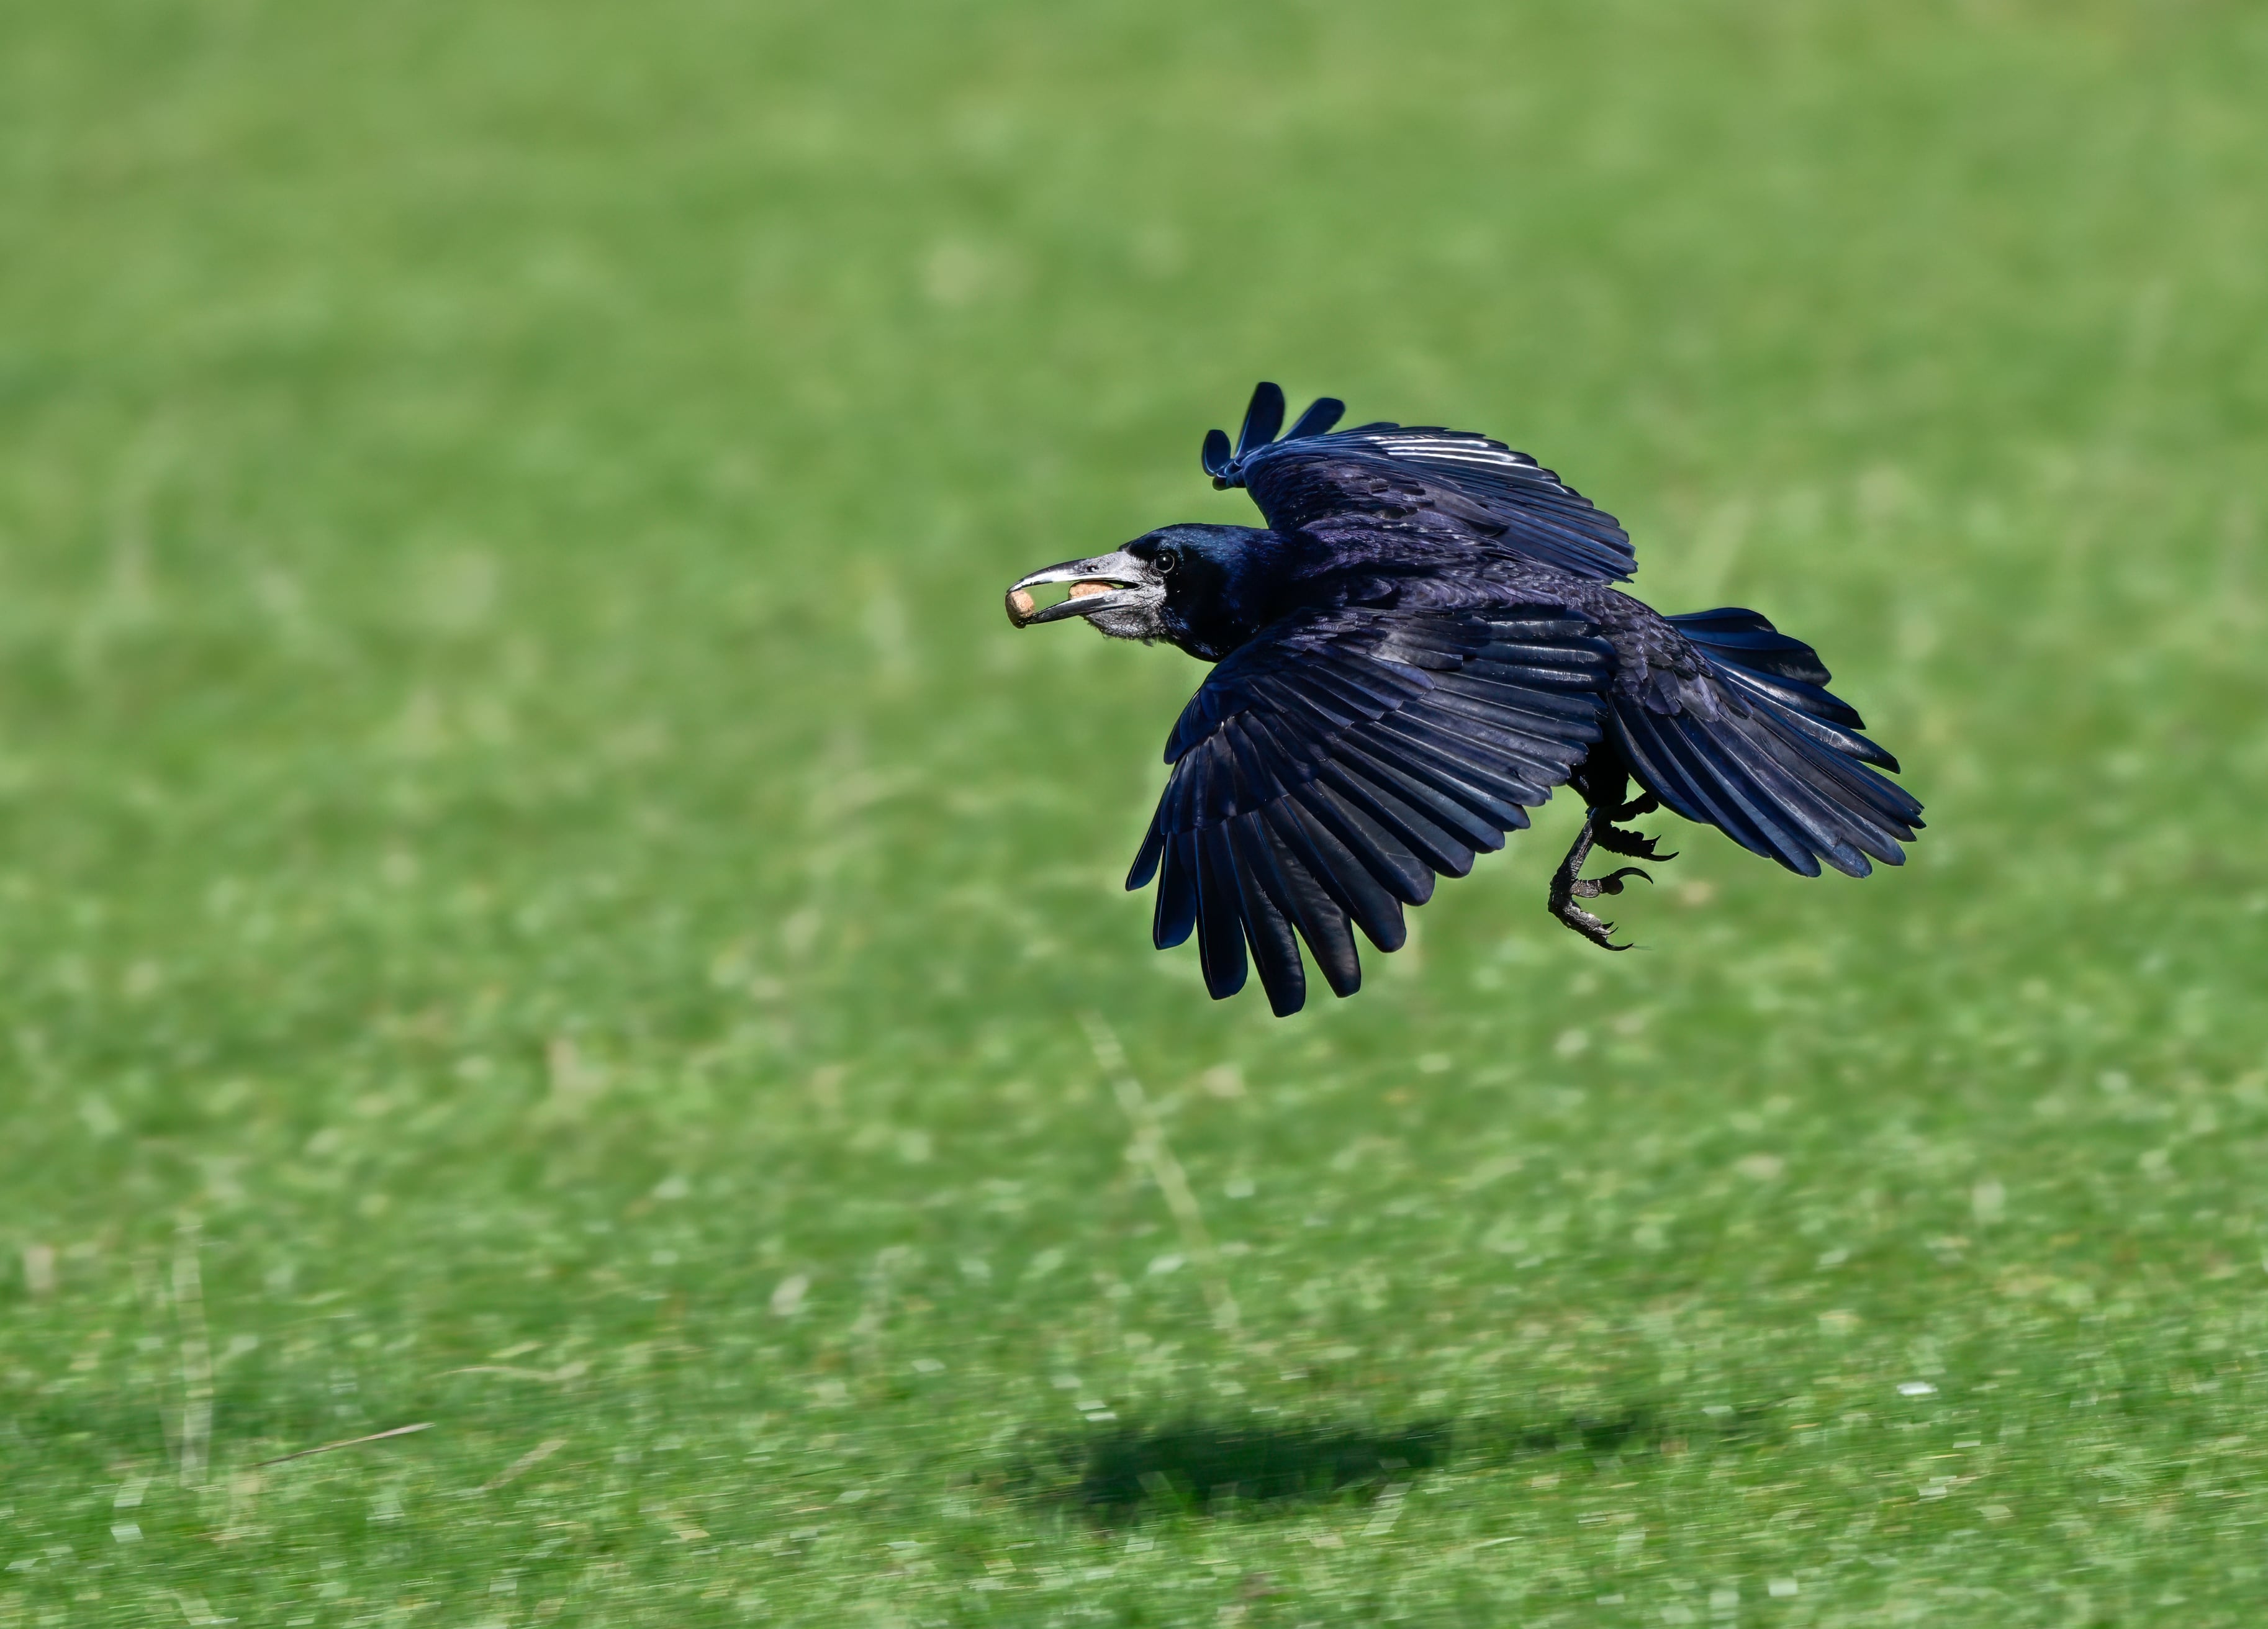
[1367,435,1542,472]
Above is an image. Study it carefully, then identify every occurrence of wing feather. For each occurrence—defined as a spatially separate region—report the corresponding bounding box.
[1267,798,1409,955]
[1193,827,1249,997]
[1200,383,1636,580]
[1132,603,1612,1009]
[1300,780,1438,905]
[1316,761,1480,879]
[1153,832,1199,949]
[1330,739,1508,851]
[1222,819,1307,1015]
[1257,839,1362,998]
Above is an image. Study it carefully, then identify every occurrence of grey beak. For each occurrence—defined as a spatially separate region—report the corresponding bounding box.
[1005,548,1157,628]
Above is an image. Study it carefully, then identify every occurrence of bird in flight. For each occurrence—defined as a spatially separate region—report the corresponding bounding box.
[1006,383,1921,1015]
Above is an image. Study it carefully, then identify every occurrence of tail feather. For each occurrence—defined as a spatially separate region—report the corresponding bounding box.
[1619,704,1828,875]
[1669,608,1900,770]
[1617,613,1922,878]
[1666,608,1831,684]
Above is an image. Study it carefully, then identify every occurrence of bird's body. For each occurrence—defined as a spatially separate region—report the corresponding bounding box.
[1008,384,1921,1015]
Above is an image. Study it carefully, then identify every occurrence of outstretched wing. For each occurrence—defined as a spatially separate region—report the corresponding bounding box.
[1126,605,1613,1015]
[1203,382,1637,583]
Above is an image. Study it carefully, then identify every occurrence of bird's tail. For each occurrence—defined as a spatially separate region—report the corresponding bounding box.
[1609,608,1923,878]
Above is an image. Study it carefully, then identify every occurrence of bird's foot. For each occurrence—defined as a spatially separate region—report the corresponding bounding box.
[1547,803,1652,951]
[1593,793,1674,862]
[1549,867,1650,950]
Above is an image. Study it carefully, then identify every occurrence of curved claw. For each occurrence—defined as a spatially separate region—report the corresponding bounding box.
[1594,823,1676,862]
[1552,899,1635,952]
[1571,866,1651,899]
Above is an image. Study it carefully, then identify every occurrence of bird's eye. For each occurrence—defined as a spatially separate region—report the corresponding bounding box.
[1155,547,1180,575]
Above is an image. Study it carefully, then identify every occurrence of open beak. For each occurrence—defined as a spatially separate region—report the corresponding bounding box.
[1004,548,1159,628]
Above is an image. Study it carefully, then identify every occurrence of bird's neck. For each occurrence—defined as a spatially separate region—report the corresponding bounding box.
[1160,528,1294,661]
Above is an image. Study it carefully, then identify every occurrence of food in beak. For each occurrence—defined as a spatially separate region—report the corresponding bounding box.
[1007,580,1117,625]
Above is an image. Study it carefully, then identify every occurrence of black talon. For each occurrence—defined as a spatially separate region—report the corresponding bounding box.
[1547,807,1662,952]
[1571,866,1651,899]
[1593,823,1676,862]
[1558,904,1635,951]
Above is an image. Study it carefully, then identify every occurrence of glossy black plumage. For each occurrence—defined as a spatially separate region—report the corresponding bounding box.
[1126,608,1612,1014]
[1008,382,1922,1014]
[1203,382,1637,582]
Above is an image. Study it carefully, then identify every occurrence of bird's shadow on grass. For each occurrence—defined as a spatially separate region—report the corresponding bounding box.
[1006,1406,1761,1522]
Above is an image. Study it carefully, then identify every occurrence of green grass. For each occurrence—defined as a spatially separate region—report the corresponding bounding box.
[4,1,2267,1622]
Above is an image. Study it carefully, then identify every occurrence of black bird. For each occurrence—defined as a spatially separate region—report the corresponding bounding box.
[1006,383,1921,1016]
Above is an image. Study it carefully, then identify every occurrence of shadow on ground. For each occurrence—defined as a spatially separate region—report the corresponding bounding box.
[1006,1406,1758,1520]
[1077,1419,1457,1514]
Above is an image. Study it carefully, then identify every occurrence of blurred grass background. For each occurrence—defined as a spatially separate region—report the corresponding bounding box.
[4,0,2267,1623]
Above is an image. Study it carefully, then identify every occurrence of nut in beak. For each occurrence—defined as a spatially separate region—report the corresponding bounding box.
[1004,548,1160,630]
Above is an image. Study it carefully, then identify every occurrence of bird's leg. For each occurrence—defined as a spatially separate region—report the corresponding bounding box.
[1592,791,1676,863]
[1548,805,1651,952]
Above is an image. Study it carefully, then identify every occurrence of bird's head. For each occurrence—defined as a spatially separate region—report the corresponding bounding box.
[1005,524,1276,661]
